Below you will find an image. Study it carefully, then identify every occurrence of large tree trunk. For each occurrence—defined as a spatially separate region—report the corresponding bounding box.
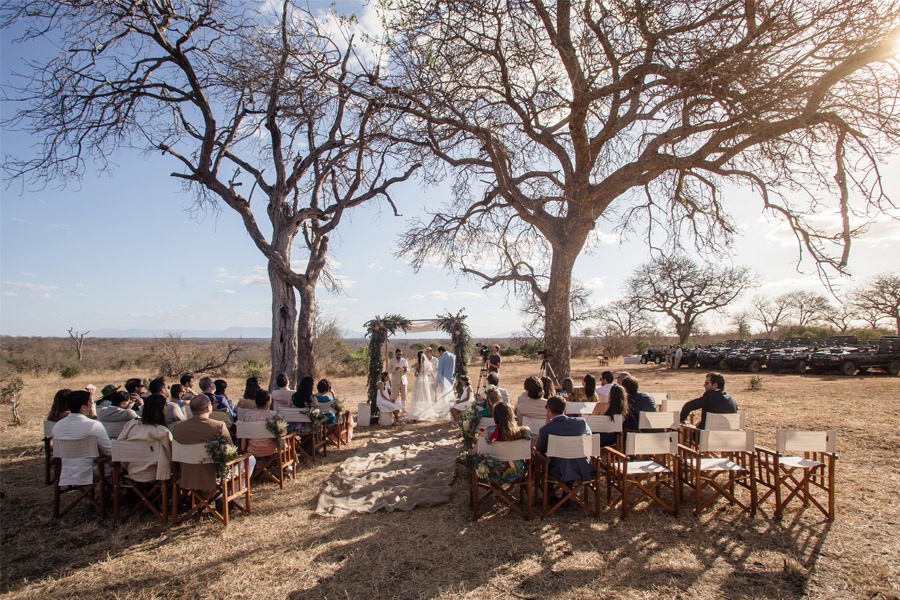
[295,280,316,383]
[268,264,298,389]
[542,244,578,379]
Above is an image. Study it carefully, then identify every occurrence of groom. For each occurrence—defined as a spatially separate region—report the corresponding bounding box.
[436,346,455,386]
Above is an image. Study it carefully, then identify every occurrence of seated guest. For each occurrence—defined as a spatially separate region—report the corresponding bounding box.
[172,394,234,492]
[314,379,337,424]
[124,378,146,409]
[240,391,279,458]
[514,376,546,425]
[620,375,657,431]
[96,384,120,409]
[479,373,510,405]
[148,377,168,398]
[270,373,294,412]
[591,383,629,447]
[488,402,531,443]
[214,379,234,415]
[235,377,261,410]
[52,391,112,486]
[450,375,474,424]
[47,388,73,422]
[536,396,593,486]
[199,376,234,425]
[292,376,314,408]
[118,394,173,482]
[475,388,503,419]
[98,391,139,439]
[597,371,614,398]
[582,374,599,402]
[541,376,555,399]
[376,371,403,425]
[180,373,197,401]
[615,371,631,386]
[166,384,187,429]
[679,372,738,428]
[559,378,575,399]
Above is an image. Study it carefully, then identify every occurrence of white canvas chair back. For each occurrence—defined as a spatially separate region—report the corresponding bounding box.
[236,421,271,440]
[705,412,746,430]
[112,439,162,464]
[661,398,689,416]
[563,402,591,416]
[583,414,623,433]
[316,400,336,414]
[699,429,755,453]
[776,429,836,454]
[236,407,253,421]
[475,438,532,460]
[626,431,678,456]
[53,437,99,459]
[172,441,209,464]
[277,408,311,424]
[546,434,600,459]
[638,411,679,430]
[44,420,56,438]
[644,391,670,405]
[522,416,546,433]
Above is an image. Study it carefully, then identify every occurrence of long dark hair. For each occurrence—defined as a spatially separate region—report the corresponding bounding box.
[493,403,525,442]
[417,350,425,370]
[583,374,597,400]
[292,377,314,408]
[607,384,629,419]
[47,388,73,421]
[141,394,167,426]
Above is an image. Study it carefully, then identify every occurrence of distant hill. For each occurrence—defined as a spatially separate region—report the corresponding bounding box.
[90,327,274,339]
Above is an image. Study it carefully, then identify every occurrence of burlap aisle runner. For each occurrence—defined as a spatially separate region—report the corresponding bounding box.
[314,427,458,517]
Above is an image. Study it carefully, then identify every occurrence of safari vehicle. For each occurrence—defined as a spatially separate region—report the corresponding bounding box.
[640,348,668,364]
[766,346,813,374]
[809,336,900,376]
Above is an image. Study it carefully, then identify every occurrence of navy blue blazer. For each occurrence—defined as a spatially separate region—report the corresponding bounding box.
[537,415,593,482]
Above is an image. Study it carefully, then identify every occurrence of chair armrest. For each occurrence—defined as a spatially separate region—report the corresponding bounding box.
[678,443,700,459]
[755,445,778,459]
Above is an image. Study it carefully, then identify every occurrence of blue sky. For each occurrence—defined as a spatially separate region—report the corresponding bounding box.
[2,4,899,339]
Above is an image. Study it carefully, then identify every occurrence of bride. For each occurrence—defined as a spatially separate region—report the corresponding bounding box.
[407,350,438,422]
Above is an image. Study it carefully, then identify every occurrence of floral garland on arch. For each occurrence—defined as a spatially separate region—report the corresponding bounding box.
[435,309,471,396]
[364,314,411,411]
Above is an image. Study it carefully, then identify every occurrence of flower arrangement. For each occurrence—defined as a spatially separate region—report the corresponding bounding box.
[466,453,527,485]
[458,403,481,451]
[307,405,325,428]
[204,435,239,480]
[266,415,289,451]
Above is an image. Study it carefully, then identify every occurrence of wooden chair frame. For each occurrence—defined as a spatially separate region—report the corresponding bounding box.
[604,432,680,518]
[171,442,251,527]
[277,408,326,464]
[755,429,836,520]
[678,411,746,449]
[680,430,757,516]
[538,434,601,518]
[469,438,534,520]
[235,421,297,489]
[52,437,110,519]
[111,439,169,526]
[43,420,56,485]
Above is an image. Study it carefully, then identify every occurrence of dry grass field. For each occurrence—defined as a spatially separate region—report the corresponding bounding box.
[1,358,898,599]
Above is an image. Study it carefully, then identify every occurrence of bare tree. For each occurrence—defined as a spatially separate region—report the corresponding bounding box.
[854,273,900,334]
[366,0,900,375]
[3,1,416,386]
[595,299,656,339]
[749,295,793,335]
[519,281,597,340]
[625,257,756,345]
[822,301,855,333]
[67,327,88,363]
[781,290,832,327]
[730,311,753,340]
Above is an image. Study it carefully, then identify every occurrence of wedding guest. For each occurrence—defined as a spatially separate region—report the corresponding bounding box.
[489,402,531,443]
[541,376,555,399]
[172,394,232,492]
[559,378,575,399]
[270,373,294,412]
[591,383,629,447]
[124,378,145,409]
[214,379,234,415]
[621,375,657,431]
[240,390,279,458]
[582,374,599,402]
[47,388,73,422]
[235,377,260,410]
[314,379,337,425]
[597,371,614,398]
[117,394,173,482]
[166,384,187,428]
[97,391,139,439]
[376,371,403,425]
[450,375,474,424]
[52,391,111,486]
[535,396,593,488]
[514,376,546,425]
[292,376,314,408]
[179,373,197,400]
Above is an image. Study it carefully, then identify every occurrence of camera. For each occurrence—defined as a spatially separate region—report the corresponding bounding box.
[538,349,548,357]
[475,343,490,359]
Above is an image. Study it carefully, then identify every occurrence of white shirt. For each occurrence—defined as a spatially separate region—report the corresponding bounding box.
[52,413,112,486]
[270,387,295,411]
[390,357,409,383]
[598,383,613,398]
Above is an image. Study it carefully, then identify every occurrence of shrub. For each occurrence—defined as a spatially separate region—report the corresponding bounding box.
[243,360,267,380]
[749,375,763,391]
[60,364,82,378]
[339,346,369,377]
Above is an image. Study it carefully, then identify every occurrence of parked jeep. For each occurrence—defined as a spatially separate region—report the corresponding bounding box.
[725,343,774,373]
[640,348,668,364]
[809,337,900,376]
[766,346,813,374]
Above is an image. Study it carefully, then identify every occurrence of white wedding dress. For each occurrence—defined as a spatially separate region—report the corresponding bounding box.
[408,358,439,421]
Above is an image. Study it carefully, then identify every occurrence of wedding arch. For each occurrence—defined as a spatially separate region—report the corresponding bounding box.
[364,310,472,414]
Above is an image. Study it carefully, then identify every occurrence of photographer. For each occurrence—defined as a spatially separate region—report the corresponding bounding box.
[488,344,501,373]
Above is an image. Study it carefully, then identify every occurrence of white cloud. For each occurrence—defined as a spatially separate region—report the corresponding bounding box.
[427,290,449,299]
[10,217,26,224]
[38,293,51,299]
[222,289,236,295]
[213,266,268,286]
[1,291,16,297]
[582,276,607,290]
[452,291,482,298]
[1,280,59,292]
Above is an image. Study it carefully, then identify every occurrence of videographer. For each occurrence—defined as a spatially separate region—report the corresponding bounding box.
[488,344,501,373]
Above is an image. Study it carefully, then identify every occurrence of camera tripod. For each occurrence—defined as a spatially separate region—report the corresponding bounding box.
[474,359,490,393]
[540,355,562,392]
